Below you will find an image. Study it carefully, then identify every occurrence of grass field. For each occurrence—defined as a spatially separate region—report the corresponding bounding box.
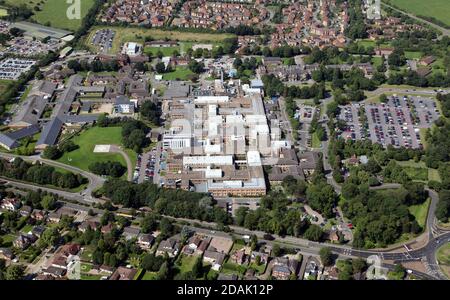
[176,255,198,275]
[408,198,430,228]
[5,0,95,31]
[0,79,12,95]
[404,51,422,60]
[162,67,194,81]
[141,271,158,280]
[57,126,136,176]
[0,8,8,17]
[387,0,450,27]
[311,132,322,148]
[86,26,235,54]
[436,243,450,279]
[396,160,441,182]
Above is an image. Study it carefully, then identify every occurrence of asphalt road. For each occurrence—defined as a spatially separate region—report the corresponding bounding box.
[0,153,105,202]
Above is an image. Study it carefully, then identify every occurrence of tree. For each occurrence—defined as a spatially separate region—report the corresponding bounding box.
[272,244,282,257]
[5,264,25,280]
[188,60,204,74]
[379,94,388,103]
[41,194,56,210]
[192,256,203,278]
[39,227,60,248]
[155,62,166,73]
[42,146,61,159]
[319,247,333,266]
[249,234,258,251]
[303,225,323,241]
[157,262,169,280]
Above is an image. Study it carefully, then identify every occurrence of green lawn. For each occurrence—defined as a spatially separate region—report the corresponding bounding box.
[0,8,8,17]
[387,0,450,27]
[0,234,16,247]
[402,166,428,181]
[436,243,450,279]
[221,261,247,276]
[141,271,158,280]
[404,51,422,60]
[5,0,95,31]
[80,274,103,280]
[396,160,441,182]
[311,132,322,148]
[371,56,383,68]
[20,224,33,234]
[57,126,136,175]
[162,67,194,81]
[176,255,198,274]
[408,198,430,228]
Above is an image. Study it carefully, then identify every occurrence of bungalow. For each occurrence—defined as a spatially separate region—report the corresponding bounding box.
[137,233,155,249]
[19,205,32,217]
[250,251,269,265]
[13,234,33,249]
[109,266,137,280]
[31,209,47,221]
[230,248,248,265]
[156,238,180,257]
[271,257,299,280]
[32,225,46,238]
[101,223,115,235]
[47,212,62,223]
[203,250,226,271]
[419,56,436,66]
[42,266,66,278]
[1,198,21,211]
[78,219,100,232]
[122,226,140,240]
[0,248,14,260]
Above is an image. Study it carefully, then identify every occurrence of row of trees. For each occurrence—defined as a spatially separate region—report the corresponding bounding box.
[89,161,126,178]
[99,179,232,225]
[0,158,85,189]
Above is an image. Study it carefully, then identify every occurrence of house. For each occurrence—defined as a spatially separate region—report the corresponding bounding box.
[0,133,19,150]
[122,226,140,240]
[100,265,115,275]
[0,248,14,260]
[298,151,319,177]
[31,209,46,221]
[271,257,299,280]
[203,250,226,271]
[1,198,21,211]
[419,56,436,66]
[47,211,62,223]
[250,251,269,265]
[109,266,138,280]
[42,266,66,278]
[375,47,394,56]
[303,259,320,279]
[79,219,100,232]
[137,233,155,249]
[101,223,115,235]
[230,248,248,265]
[156,238,180,257]
[13,234,33,249]
[19,205,32,217]
[114,95,135,114]
[32,225,46,238]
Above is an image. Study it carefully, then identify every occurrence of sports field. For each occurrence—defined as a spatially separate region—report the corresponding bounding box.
[57,126,137,175]
[5,0,95,31]
[86,26,235,54]
[388,0,450,27]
